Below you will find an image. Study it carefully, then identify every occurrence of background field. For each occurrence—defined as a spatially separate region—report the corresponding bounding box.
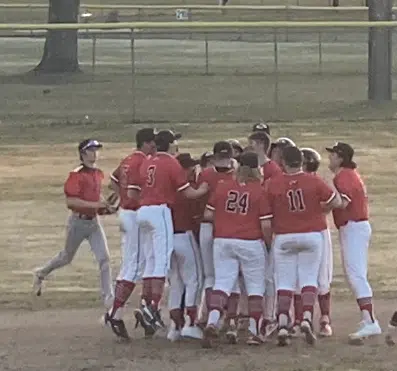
[1,1,397,371]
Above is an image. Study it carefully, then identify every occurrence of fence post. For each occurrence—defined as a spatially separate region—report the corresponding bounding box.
[130,28,136,123]
[205,34,209,75]
[92,35,97,73]
[273,29,279,108]
[137,7,141,21]
[318,31,323,74]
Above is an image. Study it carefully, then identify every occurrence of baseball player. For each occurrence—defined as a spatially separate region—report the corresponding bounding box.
[326,142,381,341]
[167,153,204,342]
[252,122,271,135]
[33,139,114,308]
[228,139,244,160]
[261,146,341,346]
[200,151,214,170]
[133,130,209,334]
[103,128,156,340]
[290,148,334,338]
[386,311,397,345]
[248,130,282,338]
[196,141,235,329]
[201,152,267,347]
[269,137,296,167]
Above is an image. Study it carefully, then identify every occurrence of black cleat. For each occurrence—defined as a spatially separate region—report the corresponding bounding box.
[104,312,130,341]
[134,308,156,337]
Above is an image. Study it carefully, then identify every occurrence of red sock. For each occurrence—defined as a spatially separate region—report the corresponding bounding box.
[170,308,184,329]
[186,306,197,326]
[141,278,152,305]
[110,280,135,318]
[209,290,228,313]
[151,277,165,310]
[205,288,212,310]
[301,286,317,320]
[226,293,240,323]
[293,294,303,325]
[248,295,262,333]
[277,290,293,325]
[357,297,375,322]
[318,292,331,319]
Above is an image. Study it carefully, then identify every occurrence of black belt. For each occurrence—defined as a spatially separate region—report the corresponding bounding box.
[174,230,187,234]
[77,214,95,220]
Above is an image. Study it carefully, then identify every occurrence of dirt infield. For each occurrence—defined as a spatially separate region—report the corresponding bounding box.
[0,297,395,371]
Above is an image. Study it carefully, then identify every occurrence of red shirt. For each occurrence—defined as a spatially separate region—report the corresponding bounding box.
[207,178,266,240]
[111,151,146,211]
[332,168,369,228]
[262,160,282,182]
[263,172,335,234]
[64,165,104,217]
[196,167,235,220]
[172,193,196,233]
[138,152,190,207]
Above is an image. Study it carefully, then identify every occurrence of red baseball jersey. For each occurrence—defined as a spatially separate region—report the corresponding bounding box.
[111,150,146,210]
[172,192,196,233]
[64,165,104,217]
[207,178,267,240]
[196,167,235,219]
[332,168,369,228]
[138,152,190,207]
[262,160,282,182]
[263,171,335,234]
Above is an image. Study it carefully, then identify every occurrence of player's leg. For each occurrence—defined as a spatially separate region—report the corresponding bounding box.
[149,205,174,327]
[223,277,240,344]
[133,217,157,337]
[105,210,141,340]
[167,243,185,342]
[273,234,298,346]
[261,246,277,338]
[87,218,114,308]
[237,239,266,345]
[198,222,214,326]
[236,276,250,333]
[203,238,238,348]
[290,285,302,338]
[297,232,323,345]
[34,215,86,296]
[317,228,333,337]
[339,221,381,341]
[179,231,204,339]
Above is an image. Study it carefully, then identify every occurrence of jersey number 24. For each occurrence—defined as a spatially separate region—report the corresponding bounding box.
[226,190,249,215]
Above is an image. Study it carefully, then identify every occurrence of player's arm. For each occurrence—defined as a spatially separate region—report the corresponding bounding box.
[318,177,342,212]
[182,182,209,199]
[64,172,106,209]
[203,192,216,222]
[259,188,273,250]
[173,162,210,199]
[126,159,143,199]
[109,169,120,194]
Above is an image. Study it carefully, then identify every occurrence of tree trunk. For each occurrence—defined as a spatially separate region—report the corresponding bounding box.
[34,0,80,74]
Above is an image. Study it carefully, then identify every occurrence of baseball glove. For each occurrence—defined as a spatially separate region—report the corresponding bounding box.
[98,192,120,215]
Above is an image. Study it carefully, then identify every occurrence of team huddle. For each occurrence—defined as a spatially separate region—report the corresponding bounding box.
[33,123,397,347]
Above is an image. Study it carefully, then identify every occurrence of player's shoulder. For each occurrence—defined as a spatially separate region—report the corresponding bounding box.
[71,164,85,173]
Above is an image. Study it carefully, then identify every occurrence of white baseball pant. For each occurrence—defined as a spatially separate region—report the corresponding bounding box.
[318,228,333,295]
[200,222,214,289]
[213,238,266,296]
[274,232,323,291]
[137,204,174,278]
[117,208,145,283]
[168,231,203,309]
[263,246,277,321]
[339,220,372,299]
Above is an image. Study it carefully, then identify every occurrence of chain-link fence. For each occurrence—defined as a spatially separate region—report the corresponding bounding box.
[1,24,397,124]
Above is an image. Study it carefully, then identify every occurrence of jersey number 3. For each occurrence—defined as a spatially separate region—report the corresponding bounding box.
[146,165,156,187]
[226,191,249,215]
[287,188,306,212]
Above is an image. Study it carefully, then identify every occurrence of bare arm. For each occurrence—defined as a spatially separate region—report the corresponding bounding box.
[322,191,343,213]
[109,179,120,194]
[127,188,140,200]
[66,197,105,210]
[260,219,273,250]
[182,182,209,199]
[203,208,214,223]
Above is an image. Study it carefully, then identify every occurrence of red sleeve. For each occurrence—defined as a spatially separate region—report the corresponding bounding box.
[197,169,208,186]
[316,176,336,204]
[334,172,352,203]
[260,183,273,220]
[64,173,81,197]
[206,191,217,211]
[172,159,190,192]
[126,157,143,190]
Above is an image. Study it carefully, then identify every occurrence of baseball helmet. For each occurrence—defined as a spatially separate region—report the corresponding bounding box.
[275,137,296,147]
[301,147,321,173]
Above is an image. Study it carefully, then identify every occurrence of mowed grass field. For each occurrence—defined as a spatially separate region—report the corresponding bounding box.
[1,3,397,370]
